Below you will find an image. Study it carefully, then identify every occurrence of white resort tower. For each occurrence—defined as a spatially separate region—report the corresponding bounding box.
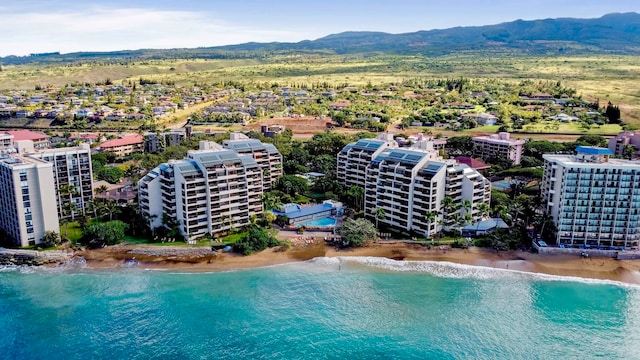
[542,146,640,249]
[338,135,491,236]
[138,141,266,240]
[0,154,59,246]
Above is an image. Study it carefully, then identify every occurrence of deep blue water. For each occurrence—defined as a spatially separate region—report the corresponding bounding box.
[1,257,639,360]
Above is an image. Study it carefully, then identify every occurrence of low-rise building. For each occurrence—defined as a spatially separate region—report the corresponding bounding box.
[472,132,525,165]
[6,130,51,150]
[608,131,640,159]
[99,134,144,156]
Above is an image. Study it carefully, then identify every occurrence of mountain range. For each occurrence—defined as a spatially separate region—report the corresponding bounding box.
[3,12,640,64]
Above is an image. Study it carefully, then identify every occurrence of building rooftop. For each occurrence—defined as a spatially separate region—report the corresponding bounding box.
[99,134,144,148]
[455,156,491,170]
[576,146,613,155]
[5,130,49,141]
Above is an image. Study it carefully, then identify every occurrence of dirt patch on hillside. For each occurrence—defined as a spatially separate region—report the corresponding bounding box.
[245,116,336,135]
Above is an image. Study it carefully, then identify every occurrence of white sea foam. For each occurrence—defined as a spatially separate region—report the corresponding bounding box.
[307,256,640,290]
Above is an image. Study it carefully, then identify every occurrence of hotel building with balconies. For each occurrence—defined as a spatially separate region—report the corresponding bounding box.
[337,133,397,187]
[24,143,94,219]
[222,132,283,190]
[542,146,640,249]
[472,132,524,165]
[0,155,59,246]
[339,137,491,236]
[138,141,264,239]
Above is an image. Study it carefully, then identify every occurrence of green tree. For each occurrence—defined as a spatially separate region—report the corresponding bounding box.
[262,192,284,211]
[605,101,621,124]
[275,175,308,197]
[96,167,124,184]
[84,221,128,245]
[41,231,61,247]
[576,134,607,147]
[234,225,281,255]
[59,184,78,220]
[337,218,377,247]
[477,202,491,219]
[424,211,439,239]
[346,185,365,212]
[445,136,474,157]
[373,207,386,230]
[99,200,120,221]
[623,145,636,160]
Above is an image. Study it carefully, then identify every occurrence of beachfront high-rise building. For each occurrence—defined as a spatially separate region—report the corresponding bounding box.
[339,136,491,236]
[0,154,59,247]
[24,143,94,219]
[337,133,397,187]
[472,132,525,165]
[138,142,263,240]
[608,130,640,159]
[542,146,640,249]
[222,133,283,190]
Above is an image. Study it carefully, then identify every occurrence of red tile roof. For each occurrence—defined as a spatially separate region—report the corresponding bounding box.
[455,156,491,170]
[99,134,143,149]
[5,130,50,141]
[70,133,99,140]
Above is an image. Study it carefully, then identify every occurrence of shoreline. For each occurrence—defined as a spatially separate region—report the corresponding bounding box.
[70,242,640,285]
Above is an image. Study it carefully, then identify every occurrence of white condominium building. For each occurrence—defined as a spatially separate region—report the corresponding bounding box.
[0,155,59,247]
[542,146,640,249]
[138,142,263,240]
[24,143,94,219]
[338,137,491,236]
[222,133,283,190]
[472,132,525,165]
[337,133,397,187]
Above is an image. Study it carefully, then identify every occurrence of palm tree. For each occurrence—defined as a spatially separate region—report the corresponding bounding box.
[477,202,491,219]
[59,184,78,220]
[100,200,120,221]
[461,199,473,216]
[373,207,386,231]
[506,202,525,227]
[424,211,439,239]
[61,202,78,239]
[347,186,365,212]
[440,196,458,228]
[95,185,108,197]
[262,192,283,211]
[87,197,100,219]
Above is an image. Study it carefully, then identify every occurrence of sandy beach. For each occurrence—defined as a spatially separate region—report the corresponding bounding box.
[74,242,640,285]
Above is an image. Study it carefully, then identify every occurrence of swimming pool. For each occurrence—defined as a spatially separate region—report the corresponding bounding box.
[491,180,512,191]
[297,217,336,228]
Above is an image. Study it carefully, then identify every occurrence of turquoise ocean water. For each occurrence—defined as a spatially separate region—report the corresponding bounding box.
[1,257,639,360]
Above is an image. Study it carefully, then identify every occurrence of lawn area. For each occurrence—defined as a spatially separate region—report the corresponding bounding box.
[521,121,623,134]
[463,125,500,133]
[60,222,83,244]
[120,231,251,246]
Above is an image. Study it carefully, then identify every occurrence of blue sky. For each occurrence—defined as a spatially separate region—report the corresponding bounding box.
[1,0,638,56]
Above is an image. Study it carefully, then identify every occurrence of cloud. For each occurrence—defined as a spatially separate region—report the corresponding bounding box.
[0,5,308,56]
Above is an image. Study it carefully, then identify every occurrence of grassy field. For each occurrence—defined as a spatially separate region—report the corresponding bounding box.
[2,54,639,125]
[521,122,623,134]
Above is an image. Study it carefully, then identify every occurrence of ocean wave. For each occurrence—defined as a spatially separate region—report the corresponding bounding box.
[308,256,640,289]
